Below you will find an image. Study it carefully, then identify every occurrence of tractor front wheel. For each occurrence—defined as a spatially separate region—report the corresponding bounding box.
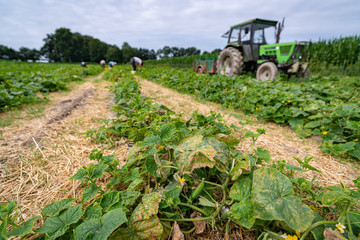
[256,62,278,81]
[217,47,243,77]
[297,68,310,78]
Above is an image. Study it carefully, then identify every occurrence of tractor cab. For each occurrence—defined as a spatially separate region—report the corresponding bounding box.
[217,18,310,80]
[221,18,278,62]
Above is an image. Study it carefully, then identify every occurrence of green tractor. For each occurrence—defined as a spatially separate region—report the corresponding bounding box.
[217,18,310,80]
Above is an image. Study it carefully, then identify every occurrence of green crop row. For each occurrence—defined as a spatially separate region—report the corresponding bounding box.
[0,60,103,111]
[309,35,360,76]
[2,66,359,240]
[138,66,360,160]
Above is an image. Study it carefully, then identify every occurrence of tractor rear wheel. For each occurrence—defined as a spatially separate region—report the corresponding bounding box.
[217,47,243,77]
[256,62,278,81]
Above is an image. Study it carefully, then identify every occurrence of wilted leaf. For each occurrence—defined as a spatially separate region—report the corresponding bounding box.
[252,168,314,232]
[175,135,229,175]
[323,227,346,240]
[74,208,127,240]
[172,222,184,240]
[109,215,163,240]
[190,212,206,234]
[130,192,162,223]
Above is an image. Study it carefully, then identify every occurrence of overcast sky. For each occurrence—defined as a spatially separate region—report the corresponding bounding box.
[1,0,359,53]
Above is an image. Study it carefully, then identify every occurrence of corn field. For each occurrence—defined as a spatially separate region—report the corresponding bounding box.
[309,35,360,65]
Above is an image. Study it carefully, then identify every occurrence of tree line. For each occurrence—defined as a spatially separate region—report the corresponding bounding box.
[0,27,210,63]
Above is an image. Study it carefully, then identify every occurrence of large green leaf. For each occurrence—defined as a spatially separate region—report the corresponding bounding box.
[322,191,359,206]
[74,208,127,240]
[0,218,7,240]
[37,205,84,239]
[109,215,163,240]
[41,198,77,216]
[84,205,103,221]
[100,191,120,212]
[229,175,255,229]
[252,168,314,232]
[119,190,141,207]
[82,183,101,203]
[7,216,40,237]
[124,168,141,183]
[174,135,229,175]
[255,148,271,163]
[130,192,161,223]
[160,124,176,141]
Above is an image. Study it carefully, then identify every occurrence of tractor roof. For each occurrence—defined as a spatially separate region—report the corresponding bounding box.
[231,18,278,28]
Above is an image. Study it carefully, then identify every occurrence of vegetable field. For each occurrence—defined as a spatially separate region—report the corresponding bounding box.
[0,60,103,112]
[139,67,360,160]
[0,60,359,240]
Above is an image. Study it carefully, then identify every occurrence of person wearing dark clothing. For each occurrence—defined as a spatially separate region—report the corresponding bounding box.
[129,57,143,71]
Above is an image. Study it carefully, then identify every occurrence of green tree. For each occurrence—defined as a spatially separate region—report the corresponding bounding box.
[0,45,18,60]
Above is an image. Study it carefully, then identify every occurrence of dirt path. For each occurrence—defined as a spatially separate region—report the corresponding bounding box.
[139,78,359,187]
[0,73,128,221]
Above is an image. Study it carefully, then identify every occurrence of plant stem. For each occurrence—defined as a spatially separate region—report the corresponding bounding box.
[160,217,211,222]
[346,211,353,235]
[300,220,338,240]
[203,180,223,188]
[181,227,196,234]
[178,202,208,216]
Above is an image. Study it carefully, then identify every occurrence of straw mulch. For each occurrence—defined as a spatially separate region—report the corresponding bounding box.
[0,74,128,227]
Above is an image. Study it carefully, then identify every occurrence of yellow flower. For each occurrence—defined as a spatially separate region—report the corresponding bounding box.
[285,235,298,240]
[179,177,186,184]
[295,231,301,238]
[256,107,259,110]
[322,131,328,135]
[225,88,228,91]
[158,145,164,150]
[299,108,302,110]
[336,222,346,233]
[354,139,359,142]
[287,100,291,103]
[282,101,285,103]
[310,205,319,211]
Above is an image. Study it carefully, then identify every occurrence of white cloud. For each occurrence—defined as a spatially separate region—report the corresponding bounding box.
[0,0,359,52]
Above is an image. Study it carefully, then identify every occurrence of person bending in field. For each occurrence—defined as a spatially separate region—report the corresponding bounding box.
[129,57,143,71]
[100,60,106,68]
[109,61,116,68]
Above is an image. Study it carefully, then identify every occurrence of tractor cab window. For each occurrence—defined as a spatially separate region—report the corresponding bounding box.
[253,24,276,44]
[229,27,240,42]
[240,25,251,43]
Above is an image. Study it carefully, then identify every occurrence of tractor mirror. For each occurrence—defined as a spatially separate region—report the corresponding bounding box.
[245,27,249,34]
